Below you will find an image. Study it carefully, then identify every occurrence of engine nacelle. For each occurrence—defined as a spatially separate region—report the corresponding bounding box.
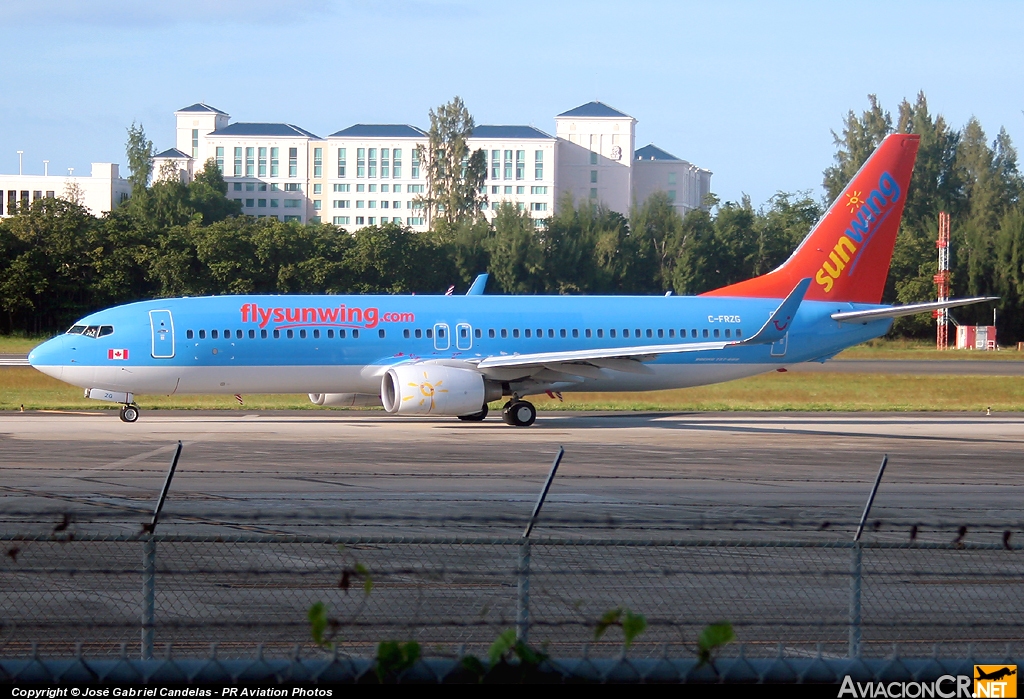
[308,393,382,407]
[381,365,499,416]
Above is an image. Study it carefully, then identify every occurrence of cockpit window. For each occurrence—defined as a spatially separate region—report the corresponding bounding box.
[72,325,114,338]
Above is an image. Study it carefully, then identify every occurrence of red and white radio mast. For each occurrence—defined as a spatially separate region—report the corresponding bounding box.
[934,211,951,350]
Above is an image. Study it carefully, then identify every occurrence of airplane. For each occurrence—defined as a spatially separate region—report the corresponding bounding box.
[28,133,996,426]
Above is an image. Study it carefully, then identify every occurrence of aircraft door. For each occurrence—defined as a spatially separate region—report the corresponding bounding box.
[150,310,175,358]
[433,323,450,351]
[770,333,788,357]
[455,323,472,350]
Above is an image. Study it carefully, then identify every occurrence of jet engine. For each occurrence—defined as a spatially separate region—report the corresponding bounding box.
[381,365,500,416]
[308,393,382,407]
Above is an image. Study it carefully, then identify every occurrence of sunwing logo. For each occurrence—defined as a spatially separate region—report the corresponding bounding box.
[240,303,415,329]
[815,171,902,294]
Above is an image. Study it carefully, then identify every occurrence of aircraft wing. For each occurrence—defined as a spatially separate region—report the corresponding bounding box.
[831,297,998,323]
[472,278,811,375]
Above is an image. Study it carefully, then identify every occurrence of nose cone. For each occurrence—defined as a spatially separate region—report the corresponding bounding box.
[28,336,66,381]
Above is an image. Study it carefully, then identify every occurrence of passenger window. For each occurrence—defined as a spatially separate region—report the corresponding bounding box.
[560,329,567,338]
[99,326,114,337]
[549,329,555,338]
[725,329,731,338]
[273,330,280,338]
[299,329,306,339]
[339,329,346,338]
[500,329,508,338]
[646,329,653,338]
[426,328,432,338]
[313,329,320,339]
[403,329,410,338]
[513,329,520,338]
[610,329,616,338]
[460,327,468,338]
[328,329,335,338]
[702,329,709,338]
[437,327,445,338]
[488,329,495,338]
[571,329,578,338]
[474,329,481,338]
[187,330,194,339]
[714,329,720,338]
[583,329,589,338]
[623,329,629,338]
[248,329,255,339]
[669,329,675,338]
[657,329,663,338]
[525,329,532,338]
[736,328,743,338]
[287,329,294,339]
[536,329,542,338]
[212,330,219,339]
[224,330,230,338]
[635,329,641,337]
[415,329,422,338]
[691,329,698,338]
[261,329,268,339]
[379,329,385,338]
[199,330,206,339]
[236,329,242,339]
[597,329,603,338]
[352,330,359,338]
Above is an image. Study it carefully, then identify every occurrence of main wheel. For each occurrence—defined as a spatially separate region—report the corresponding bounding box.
[119,404,140,423]
[503,400,536,427]
[457,403,489,422]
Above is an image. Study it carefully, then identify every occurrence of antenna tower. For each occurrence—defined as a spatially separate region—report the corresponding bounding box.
[934,211,950,350]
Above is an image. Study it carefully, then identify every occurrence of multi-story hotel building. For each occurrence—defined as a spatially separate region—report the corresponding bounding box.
[154,101,711,230]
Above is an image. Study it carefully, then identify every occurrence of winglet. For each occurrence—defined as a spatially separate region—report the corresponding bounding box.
[467,273,489,295]
[741,278,811,345]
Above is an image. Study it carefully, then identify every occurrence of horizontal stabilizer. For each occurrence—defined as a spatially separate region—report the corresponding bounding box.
[830,297,999,324]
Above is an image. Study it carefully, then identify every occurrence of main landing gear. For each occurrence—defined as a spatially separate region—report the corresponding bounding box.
[119,403,140,423]
[502,399,536,427]
[457,403,489,422]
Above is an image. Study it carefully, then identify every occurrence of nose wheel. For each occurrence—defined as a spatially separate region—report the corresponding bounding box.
[502,400,536,427]
[119,404,140,423]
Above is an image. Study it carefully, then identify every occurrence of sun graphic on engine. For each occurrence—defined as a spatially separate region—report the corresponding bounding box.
[845,190,863,213]
[403,371,448,412]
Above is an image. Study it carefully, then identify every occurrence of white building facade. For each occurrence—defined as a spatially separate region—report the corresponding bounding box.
[0,163,131,219]
[156,101,709,229]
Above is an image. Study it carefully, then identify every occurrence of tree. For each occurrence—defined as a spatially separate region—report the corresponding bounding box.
[418,97,487,229]
[125,121,155,193]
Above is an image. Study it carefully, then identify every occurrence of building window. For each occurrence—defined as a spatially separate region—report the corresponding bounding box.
[337,148,346,177]
[284,199,302,208]
[504,186,512,195]
[284,215,302,222]
[232,183,241,191]
[515,150,525,180]
[258,147,267,177]
[216,147,224,172]
[407,217,424,226]
[356,216,365,225]
[393,200,400,209]
[411,148,420,179]
[313,183,322,194]
[357,148,366,177]
[285,183,300,192]
[590,151,598,165]
[668,190,676,202]
[313,147,322,178]
[245,198,254,207]
[368,216,376,225]
[369,201,377,209]
[535,150,543,180]
[333,216,350,225]
[392,148,401,178]
[270,199,279,208]
[531,186,547,195]
[668,172,676,185]
[590,170,598,184]
[356,200,364,208]
[246,182,255,191]
[491,150,500,180]
[245,147,254,177]
[191,129,199,158]
[233,147,242,177]
[516,186,525,194]
[334,200,350,208]
[313,200,322,210]
[270,147,279,177]
[393,184,402,193]
[288,148,298,177]
[258,199,267,207]
[333,183,350,192]
[503,150,512,180]
[368,148,377,178]
[530,202,547,211]
[369,184,377,193]
[590,188,598,199]
[380,148,389,178]
[407,184,424,194]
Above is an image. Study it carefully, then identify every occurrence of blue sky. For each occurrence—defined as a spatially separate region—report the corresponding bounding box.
[2,0,1021,208]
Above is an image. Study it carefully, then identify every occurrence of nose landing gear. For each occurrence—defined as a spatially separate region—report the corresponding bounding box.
[119,403,140,423]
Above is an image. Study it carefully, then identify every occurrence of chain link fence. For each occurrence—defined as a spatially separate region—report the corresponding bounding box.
[2,533,1022,660]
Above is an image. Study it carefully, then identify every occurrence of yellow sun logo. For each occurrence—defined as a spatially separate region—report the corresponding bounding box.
[846,190,863,213]
[402,371,448,412]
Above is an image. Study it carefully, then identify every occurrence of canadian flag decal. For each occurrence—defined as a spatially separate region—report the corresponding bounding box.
[108,348,129,360]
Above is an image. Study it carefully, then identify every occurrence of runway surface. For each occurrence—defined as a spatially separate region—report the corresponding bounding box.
[2,410,1022,536]
[2,411,1023,658]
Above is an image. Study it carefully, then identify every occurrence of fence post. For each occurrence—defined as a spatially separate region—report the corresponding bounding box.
[517,539,531,643]
[849,542,861,658]
[142,536,156,660]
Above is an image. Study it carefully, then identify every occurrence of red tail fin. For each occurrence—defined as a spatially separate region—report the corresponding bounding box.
[703,133,920,303]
